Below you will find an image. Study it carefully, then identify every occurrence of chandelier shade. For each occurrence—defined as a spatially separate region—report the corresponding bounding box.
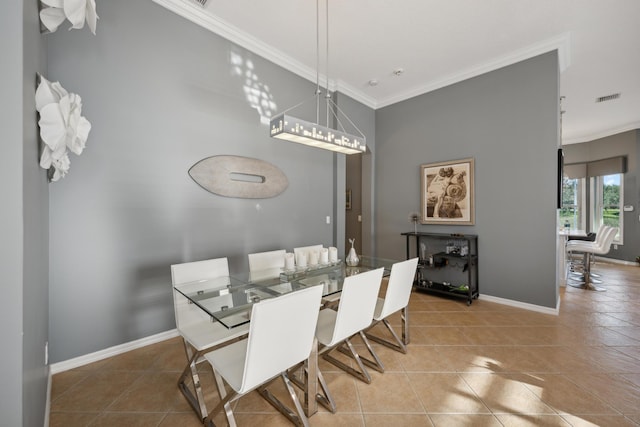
[270,113,366,155]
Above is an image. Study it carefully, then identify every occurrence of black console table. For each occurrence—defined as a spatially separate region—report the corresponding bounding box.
[402,232,479,305]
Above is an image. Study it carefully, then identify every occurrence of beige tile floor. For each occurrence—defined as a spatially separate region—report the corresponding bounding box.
[50,262,640,426]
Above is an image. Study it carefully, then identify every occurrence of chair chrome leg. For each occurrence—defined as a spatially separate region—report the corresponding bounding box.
[205,384,238,427]
[257,373,309,427]
[289,361,336,414]
[286,363,305,390]
[402,305,410,345]
[283,373,310,427]
[212,365,228,401]
[566,253,606,291]
[365,319,408,354]
[178,339,208,421]
[323,337,372,384]
[315,368,337,413]
[337,331,385,373]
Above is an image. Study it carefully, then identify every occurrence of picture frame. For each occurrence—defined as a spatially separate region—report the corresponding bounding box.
[345,189,352,210]
[420,158,475,225]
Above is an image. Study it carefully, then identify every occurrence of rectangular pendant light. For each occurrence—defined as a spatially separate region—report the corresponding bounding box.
[270,113,366,155]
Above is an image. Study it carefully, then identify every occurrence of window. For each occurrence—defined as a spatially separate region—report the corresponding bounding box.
[591,174,623,244]
[560,177,586,230]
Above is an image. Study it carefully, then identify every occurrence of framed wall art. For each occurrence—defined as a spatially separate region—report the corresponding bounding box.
[421,158,474,225]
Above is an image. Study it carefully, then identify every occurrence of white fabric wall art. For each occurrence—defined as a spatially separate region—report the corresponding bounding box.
[39,0,98,34]
[36,75,92,182]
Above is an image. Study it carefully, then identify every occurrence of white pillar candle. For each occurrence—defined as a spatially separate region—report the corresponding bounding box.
[320,248,329,264]
[297,251,307,268]
[309,250,319,266]
[284,252,295,270]
[328,247,338,263]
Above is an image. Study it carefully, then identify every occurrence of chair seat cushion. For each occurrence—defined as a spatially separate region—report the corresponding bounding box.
[566,241,598,252]
[568,232,596,241]
[372,297,385,320]
[315,308,338,346]
[180,321,249,351]
[204,339,248,392]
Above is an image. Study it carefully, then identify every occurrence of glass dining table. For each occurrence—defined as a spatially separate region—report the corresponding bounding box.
[173,256,404,417]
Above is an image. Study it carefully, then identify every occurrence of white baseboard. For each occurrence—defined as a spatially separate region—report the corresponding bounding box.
[594,256,637,266]
[479,294,560,316]
[568,254,637,266]
[49,329,180,375]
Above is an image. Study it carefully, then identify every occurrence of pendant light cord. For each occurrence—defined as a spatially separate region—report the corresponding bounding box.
[277,0,365,141]
[326,0,331,127]
[316,0,321,124]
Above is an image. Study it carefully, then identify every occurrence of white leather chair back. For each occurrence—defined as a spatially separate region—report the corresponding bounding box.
[248,249,286,272]
[171,258,231,340]
[595,226,618,254]
[593,225,611,246]
[171,257,229,284]
[324,267,384,347]
[375,258,419,321]
[239,285,323,393]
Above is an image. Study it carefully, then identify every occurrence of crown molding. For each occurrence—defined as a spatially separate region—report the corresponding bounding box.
[333,79,378,108]
[153,0,571,111]
[562,120,640,145]
[376,32,571,108]
[151,0,312,81]
[152,0,378,108]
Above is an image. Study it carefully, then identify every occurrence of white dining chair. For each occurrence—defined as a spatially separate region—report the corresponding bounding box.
[567,225,610,279]
[314,267,384,412]
[566,224,608,278]
[204,285,324,427]
[171,258,250,421]
[363,258,419,366]
[566,226,618,291]
[247,249,286,280]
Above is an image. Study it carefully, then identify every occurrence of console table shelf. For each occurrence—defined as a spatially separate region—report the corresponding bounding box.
[402,232,479,305]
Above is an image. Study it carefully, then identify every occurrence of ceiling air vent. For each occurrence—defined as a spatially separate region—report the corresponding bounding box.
[189,0,208,7]
[595,93,621,103]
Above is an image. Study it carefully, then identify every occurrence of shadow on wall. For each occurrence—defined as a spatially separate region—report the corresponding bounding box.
[126,262,176,340]
[230,49,278,125]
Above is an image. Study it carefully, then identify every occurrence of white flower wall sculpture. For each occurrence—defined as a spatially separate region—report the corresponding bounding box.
[36,75,92,182]
[39,0,98,34]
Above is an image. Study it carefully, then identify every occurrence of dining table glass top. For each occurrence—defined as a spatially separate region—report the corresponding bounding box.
[173,256,397,329]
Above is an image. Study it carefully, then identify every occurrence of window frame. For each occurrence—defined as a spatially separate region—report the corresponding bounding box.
[561,177,586,231]
[590,174,623,245]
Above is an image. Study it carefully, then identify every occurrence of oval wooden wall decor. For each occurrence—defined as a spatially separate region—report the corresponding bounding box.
[188,155,288,199]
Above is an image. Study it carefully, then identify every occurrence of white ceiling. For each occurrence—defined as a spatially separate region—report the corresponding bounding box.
[154,0,640,145]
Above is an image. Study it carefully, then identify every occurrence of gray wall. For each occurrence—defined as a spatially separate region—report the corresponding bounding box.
[563,129,639,262]
[375,52,560,308]
[46,0,371,362]
[23,0,50,424]
[1,2,25,425]
[1,0,50,426]
[338,93,377,256]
